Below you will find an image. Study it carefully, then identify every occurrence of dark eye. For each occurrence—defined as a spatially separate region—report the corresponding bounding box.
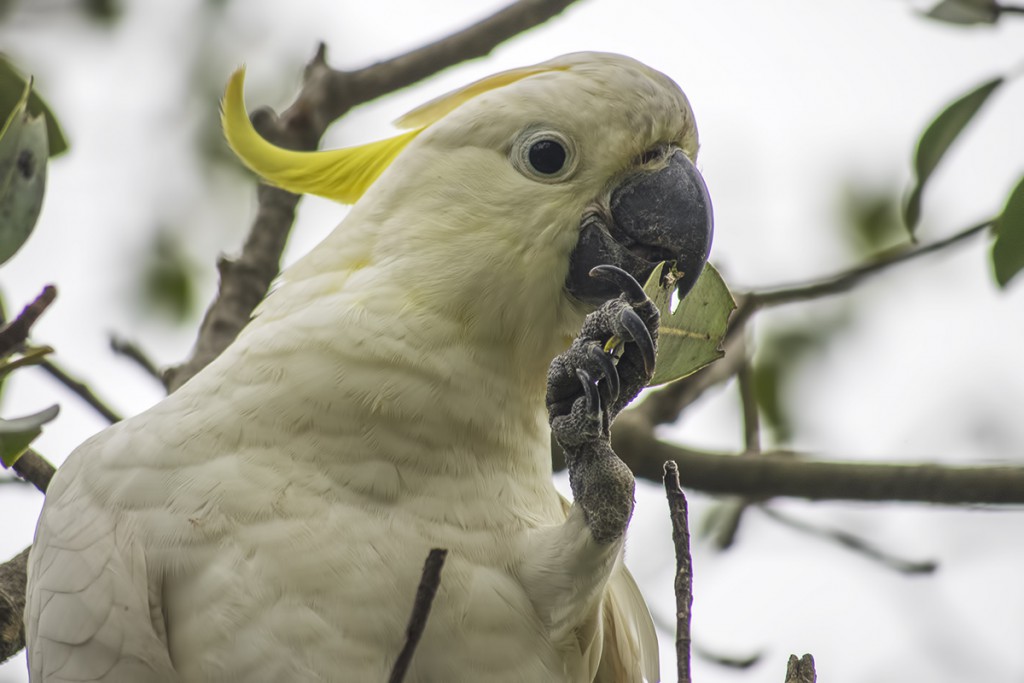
[512,129,576,182]
[528,139,566,175]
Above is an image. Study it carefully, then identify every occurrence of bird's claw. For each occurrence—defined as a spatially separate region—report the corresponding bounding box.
[546,263,660,430]
[589,264,647,304]
[585,344,620,406]
[616,305,655,374]
[546,263,657,545]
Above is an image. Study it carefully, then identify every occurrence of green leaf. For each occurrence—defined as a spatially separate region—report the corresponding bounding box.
[0,404,58,468]
[0,77,49,265]
[904,76,1004,233]
[992,175,1024,287]
[642,262,736,387]
[0,57,68,156]
[140,230,198,323]
[924,0,999,24]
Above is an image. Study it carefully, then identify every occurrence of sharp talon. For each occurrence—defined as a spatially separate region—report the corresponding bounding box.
[575,368,601,414]
[619,307,656,374]
[587,343,620,404]
[589,264,647,304]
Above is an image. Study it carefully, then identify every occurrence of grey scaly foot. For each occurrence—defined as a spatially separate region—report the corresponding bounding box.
[547,265,659,544]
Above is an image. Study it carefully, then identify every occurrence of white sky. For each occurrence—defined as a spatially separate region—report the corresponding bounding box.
[2,1,1024,681]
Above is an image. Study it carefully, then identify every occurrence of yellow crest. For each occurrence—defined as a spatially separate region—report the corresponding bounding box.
[394,64,566,129]
[221,63,567,204]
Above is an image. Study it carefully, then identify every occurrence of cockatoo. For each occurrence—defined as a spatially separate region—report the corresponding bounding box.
[25,52,712,682]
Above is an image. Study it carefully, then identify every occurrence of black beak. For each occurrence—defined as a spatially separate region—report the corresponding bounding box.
[566,149,714,306]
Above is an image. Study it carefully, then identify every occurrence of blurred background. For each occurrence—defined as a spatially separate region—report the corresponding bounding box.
[1,0,1023,681]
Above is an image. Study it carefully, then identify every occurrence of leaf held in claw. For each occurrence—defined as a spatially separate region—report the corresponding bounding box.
[0,403,58,468]
[643,262,735,387]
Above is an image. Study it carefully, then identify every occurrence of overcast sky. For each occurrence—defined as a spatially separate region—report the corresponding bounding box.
[2,1,1024,681]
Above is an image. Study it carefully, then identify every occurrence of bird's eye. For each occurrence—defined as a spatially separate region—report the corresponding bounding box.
[512,129,577,182]
[528,139,566,175]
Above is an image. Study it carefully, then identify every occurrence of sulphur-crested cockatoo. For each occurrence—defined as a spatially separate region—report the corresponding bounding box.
[26,52,712,682]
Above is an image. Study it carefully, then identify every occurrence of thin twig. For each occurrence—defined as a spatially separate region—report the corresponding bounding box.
[760,505,938,574]
[11,449,55,494]
[389,548,448,683]
[37,360,122,424]
[0,285,57,357]
[664,461,693,683]
[109,336,165,386]
[784,653,817,683]
[737,360,760,455]
[747,220,990,308]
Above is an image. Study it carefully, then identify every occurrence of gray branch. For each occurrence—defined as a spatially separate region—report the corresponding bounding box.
[613,412,1024,505]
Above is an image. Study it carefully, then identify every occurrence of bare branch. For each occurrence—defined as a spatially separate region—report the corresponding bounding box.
[0,548,28,665]
[760,505,938,574]
[10,449,55,494]
[165,0,582,391]
[664,462,693,683]
[0,285,56,357]
[388,548,448,683]
[784,653,817,683]
[613,414,1024,505]
[747,220,990,309]
[110,335,165,386]
[37,359,123,424]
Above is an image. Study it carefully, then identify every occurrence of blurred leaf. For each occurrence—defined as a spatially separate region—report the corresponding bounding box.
[841,183,907,256]
[0,403,58,468]
[642,262,736,387]
[80,0,122,22]
[140,230,198,323]
[752,317,848,444]
[0,77,48,265]
[924,0,999,24]
[992,175,1024,287]
[904,76,1004,233]
[0,57,68,156]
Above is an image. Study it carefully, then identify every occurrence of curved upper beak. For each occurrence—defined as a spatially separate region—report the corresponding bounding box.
[567,149,714,306]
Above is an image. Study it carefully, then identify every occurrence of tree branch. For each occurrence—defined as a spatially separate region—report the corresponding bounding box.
[747,220,990,309]
[760,505,937,574]
[613,414,1024,505]
[388,548,448,683]
[664,462,693,683]
[165,0,582,391]
[37,359,122,424]
[0,548,28,665]
[109,335,164,386]
[0,285,56,357]
[784,653,817,683]
[11,449,55,494]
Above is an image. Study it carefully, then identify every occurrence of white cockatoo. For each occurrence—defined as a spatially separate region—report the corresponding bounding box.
[25,52,712,682]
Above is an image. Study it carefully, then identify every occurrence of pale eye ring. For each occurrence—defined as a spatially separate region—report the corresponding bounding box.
[512,129,577,182]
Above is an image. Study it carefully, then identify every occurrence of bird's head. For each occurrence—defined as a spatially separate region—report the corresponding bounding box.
[223,53,712,344]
